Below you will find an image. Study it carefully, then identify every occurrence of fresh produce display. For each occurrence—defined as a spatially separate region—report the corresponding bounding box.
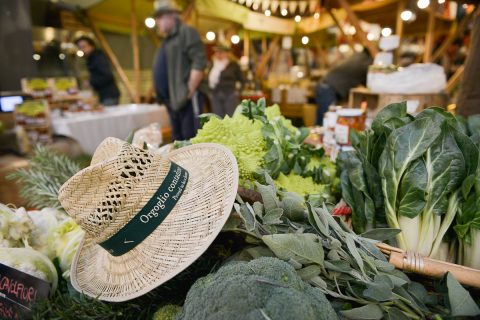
[192,99,337,199]
[0,203,83,280]
[178,257,338,320]
[4,101,480,319]
[225,179,480,319]
[339,102,480,263]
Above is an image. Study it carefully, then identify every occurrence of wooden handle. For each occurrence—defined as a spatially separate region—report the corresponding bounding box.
[389,251,480,288]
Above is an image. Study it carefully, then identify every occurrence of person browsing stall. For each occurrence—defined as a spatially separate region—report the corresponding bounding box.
[152,0,207,140]
[208,44,243,117]
[75,36,120,106]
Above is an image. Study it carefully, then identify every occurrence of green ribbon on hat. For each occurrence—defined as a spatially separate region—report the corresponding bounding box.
[99,162,189,256]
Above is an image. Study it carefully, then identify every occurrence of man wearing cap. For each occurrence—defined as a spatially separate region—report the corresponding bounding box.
[152,0,207,140]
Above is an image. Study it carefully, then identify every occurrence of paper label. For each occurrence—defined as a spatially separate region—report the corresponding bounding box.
[0,263,50,319]
[335,124,350,145]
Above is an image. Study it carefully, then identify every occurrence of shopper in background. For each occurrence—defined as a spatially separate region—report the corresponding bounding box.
[75,36,120,106]
[208,44,243,117]
[314,48,372,125]
[153,0,207,141]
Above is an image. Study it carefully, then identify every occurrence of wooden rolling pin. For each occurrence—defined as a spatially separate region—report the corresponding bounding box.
[377,243,480,288]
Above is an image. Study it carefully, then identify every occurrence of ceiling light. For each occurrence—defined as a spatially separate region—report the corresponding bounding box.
[294,15,301,23]
[417,0,430,9]
[58,53,65,60]
[33,54,41,61]
[265,9,271,16]
[339,44,350,53]
[381,27,392,37]
[144,17,155,28]
[301,36,309,45]
[314,12,320,20]
[281,8,288,16]
[438,0,445,3]
[206,31,216,41]
[231,35,240,44]
[76,50,84,57]
[367,32,375,41]
[252,2,259,10]
[400,10,413,21]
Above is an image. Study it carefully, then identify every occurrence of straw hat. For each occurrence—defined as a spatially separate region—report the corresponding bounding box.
[58,138,238,302]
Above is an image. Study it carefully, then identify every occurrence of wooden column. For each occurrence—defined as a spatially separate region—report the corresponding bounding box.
[395,0,405,63]
[244,29,250,61]
[328,8,355,52]
[88,14,136,102]
[130,0,141,103]
[256,36,280,79]
[423,2,437,62]
[336,0,378,56]
[445,65,464,94]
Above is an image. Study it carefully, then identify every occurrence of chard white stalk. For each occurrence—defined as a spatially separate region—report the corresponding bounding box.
[463,229,480,269]
[429,192,459,258]
[398,215,420,251]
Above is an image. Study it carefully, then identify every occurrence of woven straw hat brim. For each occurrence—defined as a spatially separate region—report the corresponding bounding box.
[69,143,238,302]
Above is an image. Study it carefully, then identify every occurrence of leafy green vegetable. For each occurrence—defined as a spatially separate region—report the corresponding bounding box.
[233,179,479,319]
[439,272,480,317]
[340,102,480,259]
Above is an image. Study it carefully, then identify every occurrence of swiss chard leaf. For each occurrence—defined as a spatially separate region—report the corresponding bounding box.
[397,159,427,218]
[371,101,407,136]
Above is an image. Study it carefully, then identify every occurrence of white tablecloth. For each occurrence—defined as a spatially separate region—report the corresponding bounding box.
[52,104,170,154]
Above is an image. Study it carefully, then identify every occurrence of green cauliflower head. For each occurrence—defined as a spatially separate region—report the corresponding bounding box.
[177,257,338,320]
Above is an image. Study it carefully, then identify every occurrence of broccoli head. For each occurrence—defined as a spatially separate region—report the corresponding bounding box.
[177,257,338,320]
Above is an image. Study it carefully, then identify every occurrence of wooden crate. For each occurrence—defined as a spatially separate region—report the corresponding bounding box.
[348,87,449,114]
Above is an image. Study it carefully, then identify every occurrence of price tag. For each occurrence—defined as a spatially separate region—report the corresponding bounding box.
[0,263,50,319]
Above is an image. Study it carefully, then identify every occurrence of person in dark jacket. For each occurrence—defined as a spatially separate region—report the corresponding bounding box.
[153,0,207,140]
[208,45,243,117]
[75,36,120,106]
[315,49,372,125]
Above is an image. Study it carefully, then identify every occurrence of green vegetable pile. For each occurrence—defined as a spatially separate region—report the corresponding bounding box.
[339,102,480,263]
[224,178,480,319]
[191,99,337,198]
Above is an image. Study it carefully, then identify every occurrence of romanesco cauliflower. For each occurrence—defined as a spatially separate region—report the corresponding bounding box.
[191,114,267,182]
[275,172,326,196]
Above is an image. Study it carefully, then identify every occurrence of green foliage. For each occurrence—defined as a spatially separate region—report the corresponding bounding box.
[339,102,480,258]
[232,180,480,319]
[177,257,338,320]
[7,145,80,209]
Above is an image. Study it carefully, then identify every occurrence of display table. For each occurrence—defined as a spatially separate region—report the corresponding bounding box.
[51,104,170,154]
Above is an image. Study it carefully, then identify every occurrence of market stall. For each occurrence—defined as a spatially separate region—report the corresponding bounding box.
[1,0,480,319]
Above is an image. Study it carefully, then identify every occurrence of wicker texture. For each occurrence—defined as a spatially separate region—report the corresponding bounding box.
[58,137,238,302]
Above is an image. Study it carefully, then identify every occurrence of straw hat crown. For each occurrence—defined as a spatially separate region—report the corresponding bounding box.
[58,137,171,244]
